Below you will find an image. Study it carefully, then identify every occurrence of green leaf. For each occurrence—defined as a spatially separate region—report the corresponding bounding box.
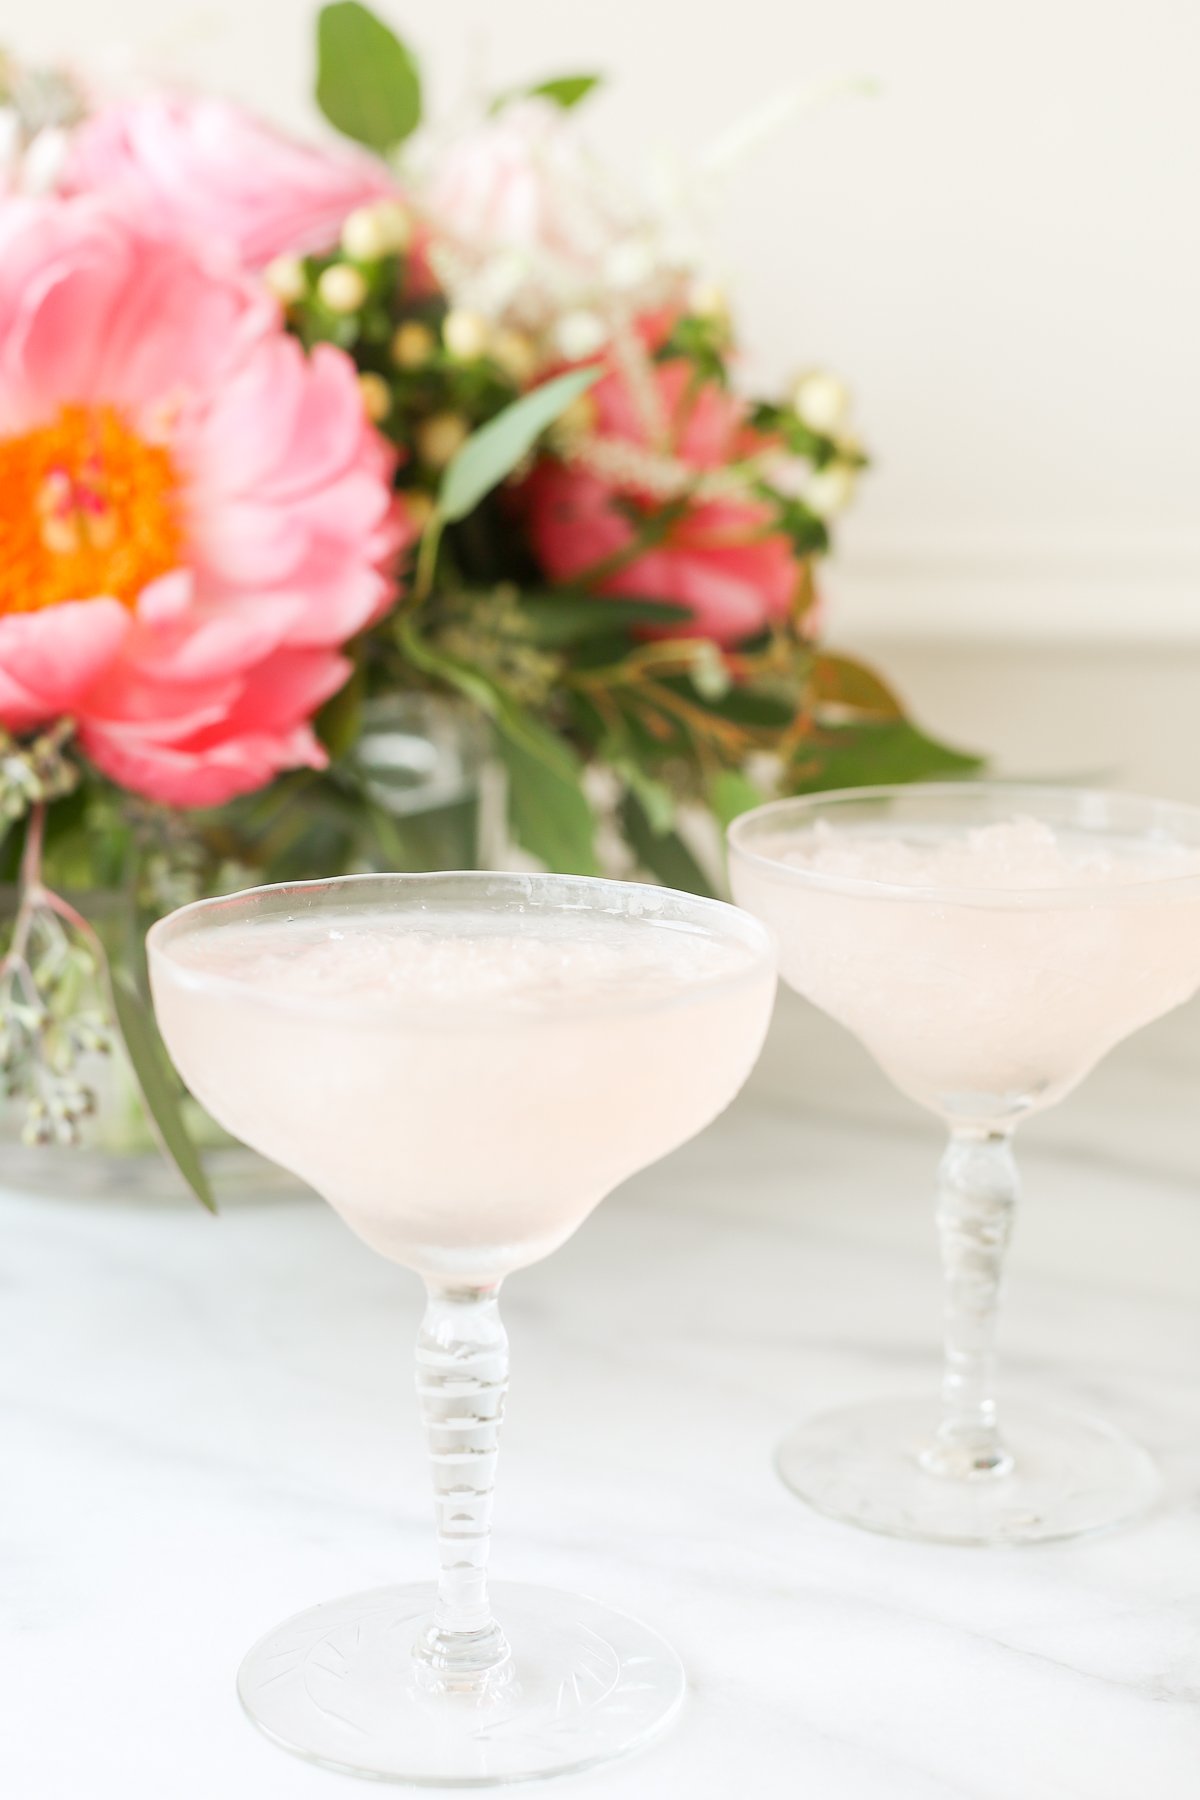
[794,720,983,792]
[619,791,715,897]
[438,367,602,523]
[491,73,603,115]
[108,967,216,1212]
[811,652,905,720]
[530,74,603,108]
[316,2,422,152]
[497,723,598,874]
[709,769,766,829]
[523,593,690,648]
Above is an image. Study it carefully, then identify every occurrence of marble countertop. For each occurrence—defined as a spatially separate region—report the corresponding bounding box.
[5,990,1200,1800]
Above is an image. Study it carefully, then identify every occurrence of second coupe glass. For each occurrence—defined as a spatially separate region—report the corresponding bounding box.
[730,783,1200,1545]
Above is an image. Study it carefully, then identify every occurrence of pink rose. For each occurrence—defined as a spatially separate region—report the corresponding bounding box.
[0,197,409,806]
[63,94,395,268]
[523,359,799,645]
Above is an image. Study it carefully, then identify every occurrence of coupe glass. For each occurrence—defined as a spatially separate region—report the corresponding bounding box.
[147,871,775,1783]
[729,783,1200,1546]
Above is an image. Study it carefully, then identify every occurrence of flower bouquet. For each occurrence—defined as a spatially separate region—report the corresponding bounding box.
[0,6,974,1201]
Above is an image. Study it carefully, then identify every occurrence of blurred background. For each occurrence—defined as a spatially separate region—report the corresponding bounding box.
[23,0,1200,793]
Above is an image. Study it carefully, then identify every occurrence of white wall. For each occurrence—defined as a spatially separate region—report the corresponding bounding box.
[21,0,1200,642]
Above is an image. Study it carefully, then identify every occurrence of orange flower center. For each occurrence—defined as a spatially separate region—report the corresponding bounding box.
[0,404,182,616]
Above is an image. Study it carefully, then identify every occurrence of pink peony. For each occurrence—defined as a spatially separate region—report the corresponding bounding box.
[0,197,407,807]
[63,94,395,268]
[524,360,799,646]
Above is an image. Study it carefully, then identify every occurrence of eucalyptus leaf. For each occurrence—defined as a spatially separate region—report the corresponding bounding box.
[497,726,598,874]
[438,367,602,524]
[108,967,215,1212]
[620,791,715,897]
[316,1,422,152]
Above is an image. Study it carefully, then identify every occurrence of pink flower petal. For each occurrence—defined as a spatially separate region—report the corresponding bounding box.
[0,599,130,729]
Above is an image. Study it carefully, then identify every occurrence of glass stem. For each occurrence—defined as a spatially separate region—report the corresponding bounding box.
[413,1282,512,1691]
[922,1127,1019,1480]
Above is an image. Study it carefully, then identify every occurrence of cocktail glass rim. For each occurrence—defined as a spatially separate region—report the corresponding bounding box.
[147,867,777,1030]
[728,781,1200,908]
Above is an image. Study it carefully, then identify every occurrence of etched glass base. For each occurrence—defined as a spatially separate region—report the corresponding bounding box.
[777,1397,1160,1546]
[237,1580,685,1785]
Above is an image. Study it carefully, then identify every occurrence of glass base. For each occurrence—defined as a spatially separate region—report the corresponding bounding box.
[237,1580,685,1785]
[777,1397,1160,1545]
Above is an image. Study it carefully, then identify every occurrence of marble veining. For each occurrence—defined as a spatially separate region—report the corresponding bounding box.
[3,991,1200,1798]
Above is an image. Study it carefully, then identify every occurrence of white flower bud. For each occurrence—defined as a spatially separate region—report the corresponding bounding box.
[341,205,392,263]
[416,412,471,469]
[264,255,307,305]
[341,200,412,262]
[792,370,850,436]
[605,238,657,291]
[443,309,490,361]
[806,462,857,518]
[357,372,393,423]
[552,310,608,362]
[317,262,368,314]
[372,199,413,253]
[391,321,436,369]
[688,278,729,322]
[402,490,436,531]
[490,328,538,386]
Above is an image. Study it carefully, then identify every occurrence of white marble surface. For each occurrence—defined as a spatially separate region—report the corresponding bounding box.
[5,989,1200,1800]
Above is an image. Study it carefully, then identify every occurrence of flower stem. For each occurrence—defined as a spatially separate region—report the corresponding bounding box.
[2,801,46,975]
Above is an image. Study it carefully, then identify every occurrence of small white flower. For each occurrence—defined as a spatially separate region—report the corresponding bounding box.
[342,200,412,262]
[317,263,368,314]
[417,412,471,469]
[490,328,538,385]
[806,462,857,518]
[553,309,608,362]
[357,372,392,422]
[605,237,657,291]
[688,277,729,321]
[792,370,850,436]
[392,321,437,369]
[264,255,307,304]
[443,309,490,361]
